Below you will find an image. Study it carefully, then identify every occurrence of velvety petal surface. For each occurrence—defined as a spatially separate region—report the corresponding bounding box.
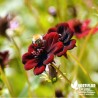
[43,54,54,65]
[65,39,76,50]
[34,65,45,75]
[24,59,38,70]
[22,52,33,64]
[43,32,59,51]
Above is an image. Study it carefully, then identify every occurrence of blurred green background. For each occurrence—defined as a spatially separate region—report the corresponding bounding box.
[0,0,98,97]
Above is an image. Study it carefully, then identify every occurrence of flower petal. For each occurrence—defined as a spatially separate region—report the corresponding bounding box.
[57,46,67,57]
[82,19,90,31]
[22,52,33,64]
[65,39,76,50]
[47,27,57,33]
[43,54,54,65]
[24,59,38,70]
[28,44,34,53]
[34,65,45,75]
[49,42,63,54]
[43,32,59,51]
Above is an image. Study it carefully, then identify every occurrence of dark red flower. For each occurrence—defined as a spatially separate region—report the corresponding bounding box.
[56,23,76,56]
[0,51,9,70]
[50,23,76,57]
[22,32,63,75]
[0,14,14,39]
[68,19,98,39]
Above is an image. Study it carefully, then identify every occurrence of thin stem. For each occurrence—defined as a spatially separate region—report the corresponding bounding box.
[51,63,85,98]
[67,52,86,74]
[79,23,98,60]
[11,37,32,97]
[11,37,21,58]
[67,52,98,94]
[0,66,14,97]
[72,24,98,85]
[24,71,32,98]
[51,63,71,84]
[67,52,92,82]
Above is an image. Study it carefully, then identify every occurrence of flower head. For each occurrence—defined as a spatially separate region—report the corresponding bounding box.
[47,23,76,57]
[68,19,98,39]
[0,15,10,37]
[0,14,16,39]
[0,51,9,70]
[22,32,63,75]
[56,23,76,56]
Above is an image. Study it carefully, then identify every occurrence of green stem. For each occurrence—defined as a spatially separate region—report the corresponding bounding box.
[51,63,71,84]
[67,52,98,94]
[51,63,85,98]
[11,37,32,97]
[79,23,98,60]
[0,66,15,97]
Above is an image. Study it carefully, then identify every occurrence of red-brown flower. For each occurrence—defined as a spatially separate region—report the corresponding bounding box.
[22,32,63,75]
[68,19,98,39]
[0,14,15,39]
[0,51,9,70]
[48,23,76,57]
[56,23,76,56]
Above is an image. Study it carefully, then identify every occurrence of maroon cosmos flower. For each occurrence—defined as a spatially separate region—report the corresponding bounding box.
[68,19,98,39]
[0,51,9,70]
[22,32,64,75]
[0,15,10,37]
[0,14,15,39]
[48,23,76,57]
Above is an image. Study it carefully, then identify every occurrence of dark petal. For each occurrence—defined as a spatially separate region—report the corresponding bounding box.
[43,32,59,51]
[34,65,45,75]
[0,51,9,65]
[57,46,67,57]
[3,51,9,64]
[43,54,54,65]
[63,28,73,43]
[56,23,69,34]
[24,59,38,70]
[28,44,35,53]
[49,42,63,54]
[76,25,98,39]
[22,52,33,64]
[75,28,90,39]
[68,19,82,33]
[0,51,9,59]
[65,39,76,50]
[47,27,57,33]
[56,23,73,43]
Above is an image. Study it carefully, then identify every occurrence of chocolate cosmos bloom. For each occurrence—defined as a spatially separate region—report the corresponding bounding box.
[0,15,10,37]
[0,51,9,70]
[22,32,63,75]
[47,23,76,57]
[56,23,76,56]
[68,19,98,39]
[0,14,14,39]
